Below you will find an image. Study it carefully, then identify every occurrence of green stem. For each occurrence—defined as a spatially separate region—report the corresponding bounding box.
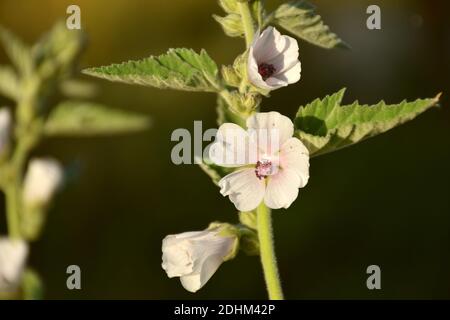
[238,1,256,48]
[256,202,284,300]
[5,183,21,239]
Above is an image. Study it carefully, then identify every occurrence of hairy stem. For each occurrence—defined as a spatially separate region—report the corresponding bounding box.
[238,1,256,48]
[257,202,284,300]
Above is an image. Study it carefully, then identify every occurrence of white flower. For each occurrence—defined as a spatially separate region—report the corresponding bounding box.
[23,158,64,207]
[0,238,28,292]
[0,108,12,155]
[247,26,301,90]
[209,111,310,211]
[162,229,236,293]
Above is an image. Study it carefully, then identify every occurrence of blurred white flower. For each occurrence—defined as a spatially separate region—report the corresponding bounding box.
[210,111,310,211]
[0,108,12,155]
[23,158,64,207]
[0,238,28,292]
[162,229,236,293]
[247,26,301,90]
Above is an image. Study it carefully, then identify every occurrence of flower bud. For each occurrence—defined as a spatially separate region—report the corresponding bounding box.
[22,158,64,208]
[161,227,238,293]
[0,238,28,293]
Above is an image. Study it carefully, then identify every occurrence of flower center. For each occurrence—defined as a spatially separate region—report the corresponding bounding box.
[258,63,276,80]
[255,159,273,180]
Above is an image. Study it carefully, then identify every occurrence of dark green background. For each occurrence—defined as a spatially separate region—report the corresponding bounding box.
[0,0,449,299]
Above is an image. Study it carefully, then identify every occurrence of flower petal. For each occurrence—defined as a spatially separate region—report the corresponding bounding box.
[0,238,28,291]
[180,252,225,293]
[219,168,265,211]
[246,111,294,151]
[274,61,301,85]
[264,168,301,209]
[247,48,273,90]
[252,27,287,63]
[209,123,256,167]
[280,137,310,187]
[268,35,299,74]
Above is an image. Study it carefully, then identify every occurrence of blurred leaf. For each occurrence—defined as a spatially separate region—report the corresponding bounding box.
[22,268,44,300]
[32,22,85,79]
[60,79,98,99]
[272,0,348,49]
[44,101,151,137]
[295,88,441,157]
[0,26,33,75]
[83,48,220,92]
[0,65,20,100]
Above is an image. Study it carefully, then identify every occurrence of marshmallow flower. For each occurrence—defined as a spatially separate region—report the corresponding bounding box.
[209,111,310,211]
[0,238,28,292]
[0,108,12,155]
[162,229,236,293]
[248,27,301,90]
[22,158,64,207]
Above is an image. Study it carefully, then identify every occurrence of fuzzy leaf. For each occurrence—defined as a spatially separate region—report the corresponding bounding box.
[0,26,33,75]
[0,65,20,100]
[273,0,348,49]
[83,48,220,92]
[44,101,151,137]
[295,89,441,156]
[214,0,265,38]
[214,14,245,37]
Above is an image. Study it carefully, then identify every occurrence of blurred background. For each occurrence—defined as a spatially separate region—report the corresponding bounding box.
[0,0,449,299]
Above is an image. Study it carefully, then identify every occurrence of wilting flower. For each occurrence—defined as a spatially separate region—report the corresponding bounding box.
[247,26,301,90]
[0,238,28,292]
[0,108,12,155]
[209,111,310,211]
[162,229,236,293]
[22,158,64,207]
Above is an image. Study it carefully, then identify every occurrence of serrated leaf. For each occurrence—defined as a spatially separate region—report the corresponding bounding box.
[272,0,348,49]
[44,101,151,137]
[295,89,441,156]
[0,26,33,75]
[83,48,220,92]
[0,65,20,100]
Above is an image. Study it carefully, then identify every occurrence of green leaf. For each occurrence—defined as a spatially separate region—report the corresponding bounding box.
[196,156,234,186]
[32,22,85,79]
[59,79,99,99]
[44,101,151,137]
[213,14,245,37]
[83,48,220,92]
[22,269,44,300]
[0,26,33,75]
[214,0,266,38]
[295,89,441,157]
[0,65,20,100]
[272,0,348,49]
